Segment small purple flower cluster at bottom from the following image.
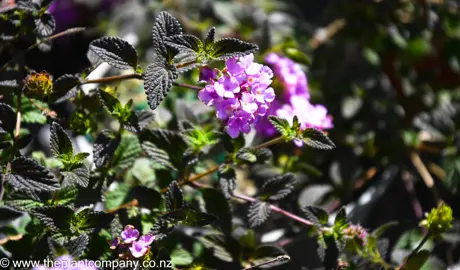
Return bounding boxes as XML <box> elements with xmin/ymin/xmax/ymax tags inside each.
<box><xmin>32</xmin><ymin>255</ymin><xmax>97</xmax><ymax>270</ymax></box>
<box><xmin>198</xmin><ymin>54</ymin><xmax>275</xmax><ymax>138</ymax></box>
<box><xmin>111</xmin><ymin>225</ymin><xmax>156</xmax><ymax>258</ymax></box>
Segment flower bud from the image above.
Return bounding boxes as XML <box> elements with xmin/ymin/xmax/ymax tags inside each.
<box><xmin>419</xmin><ymin>203</ymin><xmax>453</xmax><ymax>237</ymax></box>
<box><xmin>24</xmin><ymin>72</ymin><xmax>53</xmax><ymax>99</ymax></box>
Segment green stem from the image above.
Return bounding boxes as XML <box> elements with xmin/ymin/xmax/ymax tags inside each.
<box><xmin>172</xmin><ymin>82</ymin><xmax>203</xmax><ymax>90</ymax></box>
<box><xmin>254</xmin><ymin>136</ymin><xmax>284</xmax><ymax>150</ymax></box>
<box><xmin>82</xmin><ymin>73</ymin><xmax>144</xmax><ymax>85</ymax></box>
<box><xmin>175</xmin><ymin>60</ymin><xmax>199</xmax><ymax>69</ymax></box>
<box><xmin>399</xmin><ymin>232</ymin><xmax>431</xmax><ymax>269</ymax></box>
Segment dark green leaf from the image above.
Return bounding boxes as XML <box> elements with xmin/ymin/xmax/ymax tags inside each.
<box><xmin>182</xmin><ymin>209</ymin><xmax>217</xmax><ymax>227</ymax></box>
<box><xmin>318</xmin><ymin>234</ymin><xmax>339</xmax><ymax>270</ymax></box>
<box><xmin>201</xmin><ymin>188</ymin><xmax>232</xmax><ymax>235</ymax></box>
<box><xmin>32</xmin><ymin>206</ymin><xmax>74</xmax><ymax>232</ymax></box>
<box><xmin>16</xmin><ymin>133</ymin><xmax>34</xmax><ymax>149</ymax></box>
<box><xmin>260</xmin><ymin>173</ymin><xmax>296</xmax><ymax>201</ymax></box>
<box><xmin>301</xmin><ymin>128</ymin><xmax>335</xmax><ymax>150</ymax></box>
<box><xmin>166</xmin><ymin>181</ymin><xmax>184</xmax><ymax>212</ymax></box>
<box><xmin>35</xmin><ymin>13</ymin><xmax>55</xmax><ymax>37</ymax></box>
<box><xmin>4</xmin><ymin>193</ymin><xmax>44</xmax><ymax>212</ymax></box>
<box><xmin>334</xmin><ymin>207</ymin><xmax>347</xmax><ymax>228</ymax></box>
<box><xmin>151</xmin><ymin>11</ymin><xmax>183</xmax><ymax>60</ymax></box>
<box><xmin>17</xmin><ymin>0</ymin><xmax>39</xmax><ymax>12</ymax></box>
<box><xmin>62</xmin><ymin>163</ymin><xmax>89</xmax><ymax>187</ymax></box>
<box><xmin>372</xmin><ymin>221</ymin><xmax>398</xmax><ymax>238</ymax></box>
<box><xmin>104</xmin><ymin>183</ymin><xmax>131</xmax><ymax>210</ymax></box>
<box><xmin>93</xmin><ymin>129</ymin><xmax>120</xmax><ymax>169</ymax></box>
<box><xmin>97</xmin><ymin>88</ymin><xmax>121</xmax><ymax>114</ymax></box>
<box><xmin>142</xmin><ymin>141</ymin><xmax>176</xmax><ymax>171</ymax></box>
<box><xmin>123</xmin><ymin>110</ymin><xmax>155</xmax><ymax>133</ymax></box>
<box><xmin>268</xmin><ymin>116</ymin><xmax>292</xmax><ymax>139</ymax></box>
<box><xmin>236</xmin><ymin>148</ymin><xmax>257</xmax><ymax>163</ymax></box>
<box><xmin>72</xmin><ymin>208</ymin><xmax>113</xmax><ymax>234</ymax></box>
<box><xmin>402</xmin><ymin>250</ymin><xmax>430</xmax><ymax>270</ymax></box>
<box><xmin>53</xmin><ymin>185</ymin><xmax>78</xmax><ymax>206</ymax></box>
<box><xmin>218</xmin><ymin>164</ymin><xmax>236</xmax><ymax>200</ymax></box>
<box><xmin>6</xmin><ymin>157</ymin><xmax>59</xmax><ymax>192</ymax></box>
<box><xmin>111</xmin><ymin>133</ymin><xmax>141</xmax><ymax>170</ymax></box>
<box><xmin>0</xmin><ymin>103</ymin><xmax>16</xmax><ymax>134</ymax></box>
<box><xmin>209</xmin><ymin>38</ymin><xmax>258</xmax><ymax>60</ymax></box>
<box><xmin>131</xmin><ymin>186</ymin><xmax>164</xmax><ymax>209</ymax></box>
<box><xmin>65</xmin><ymin>234</ymin><xmax>89</xmax><ymax>258</ymax></box>
<box><xmin>251</xmin><ymin>245</ymin><xmax>290</xmax><ymax>269</ymax></box>
<box><xmin>89</xmin><ymin>36</ymin><xmax>138</xmax><ymax>70</ymax></box>
<box><xmin>51</xmin><ymin>74</ymin><xmax>82</xmax><ymax>102</ymax></box>
<box><xmin>247</xmin><ymin>201</ymin><xmax>271</xmax><ymax>228</ymax></box>
<box><xmin>0</xmin><ymin>207</ymin><xmax>23</xmax><ymax>226</ymax></box>
<box><xmin>165</xmin><ymin>34</ymin><xmax>202</xmax><ymax>53</ymax></box>
<box><xmin>50</xmin><ymin>122</ymin><xmax>73</xmax><ymax>161</ymax></box>
<box><xmin>144</xmin><ymin>60</ymin><xmax>178</xmax><ymax>110</ymax></box>
<box><xmin>302</xmin><ymin>206</ymin><xmax>329</xmax><ymax>227</ymax></box>
<box><xmin>0</xmin><ymin>70</ymin><xmax>21</xmax><ymax>88</ymax></box>
<box><xmin>73</xmin><ymin>152</ymin><xmax>89</xmax><ymax>163</ymax></box>
<box><xmin>151</xmin><ymin>219</ymin><xmax>175</xmax><ymax>241</ymax></box>
<box><xmin>204</xmin><ymin>27</ymin><xmax>216</xmax><ymax>51</ymax></box>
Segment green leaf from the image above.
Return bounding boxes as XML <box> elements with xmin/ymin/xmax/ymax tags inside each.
<box><xmin>151</xmin><ymin>11</ymin><xmax>183</xmax><ymax>61</ymax></box>
<box><xmin>6</xmin><ymin>157</ymin><xmax>59</xmax><ymax>192</ymax></box>
<box><xmin>32</xmin><ymin>206</ymin><xmax>74</xmax><ymax>232</ymax></box>
<box><xmin>171</xmin><ymin>247</ymin><xmax>194</xmax><ymax>266</ymax></box>
<box><xmin>72</xmin><ymin>208</ymin><xmax>113</xmax><ymax>234</ymax></box>
<box><xmin>50</xmin><ymin>122</ymin><xmax>73</xmax><ymax>161</ymax></box>
<box><xmin>165</xmin><ymin>34</ymin><xmax>202</xmax><ymax>54</ymax></box>
<box><xmin>166</xmin><ymin>181</ymin><xmax>184</xmax><ymax>212</ymax></box>
<box><xmin>251</xmin><ymin>245</ymin><xmax>290</xmax><ymax>269</ymax></box>
<box><xmin>208</xmin><ymin>38</ymin><xmax>258</xmax><ymax>60</ymax></box>
<box><xmin>150</xmin><ymin>219</ymin><xmax>176</xmax><ymax>241</ymax></box>
<box><xmin>402</xmin><ymin>250</ymin><xmax>431</xmax><ymax>270</ymax></box>
<box><xmin>372</xmin><ymin>221</ymin><xmax>398</xmax><ymax>238</ymax></box>
<box><xmin>97</xmin><ymin>88</ymin><xmax>121</xmax><ymax>115</ymax></box>
<box><xmin>72</xmin><ymin>152</ymin><xmax>89</xmax><ymax>164</ymax></box>
<box><xmin>93</xmin><ymin>129</ymin><xmax>120</xmax><ymax>169</ymax></box>
<box><xmin>182</xmin><ymin>209</ymin><xmax>217</xmax><ymax>227</ymax></box>
<box><xmin>201</xmin><ymin>188</ymin><xmax>232</xmax><ymax>235</ymax></box>
<box><xmin>4</xmin><ymin>193</ymin><xmax>44</xmax><ymax>212</ymax></box>
<box><xmin>268</xmin><ymin>115</ymin><xmax>293</xmax><ymax>139</ymax></box>
<box><xmin>62</xmin><ymin>163</ymin><xmax>90</xmax><ymax>187</ymax></box>
<box><xmin>144</xmin><ymin>60</ymin><xmax>178</xmax><ymax>110</ymax></box>
<box><xmin>284</xmin><ymin>47</ymin><xmax>311</xmax><ymax>65</ymax></box>
<box><xmin>301</xmin><ymin>128</ymin><xmax>335</xmax><ymax>150</ymax></box>
<box><xmin>334</xmin><ymin>207</ymin><xmax>348</xmax><ymax>229</ymax></box>
<box><xmin>89</xmin><ymin>36</ymin><xmax>138</xmax><ymax>70</ymax></box>
<box><xmin>131</xmin><ymin>186</ymin><xmax>164</xmax><ymax>209</ymax></box>
<box><xmin>105</xmin><ymin>183</ymin><xmax>131</xmax><ymax>210</ymax></box>
<box><xmin>0</xmin><ymin>103</ymin><xmax>16</xmax><ymax>134</ymax></box>
<box><xmin>65</xmin><ymin>234</ymin><xmax>89</xmax><ymax>258</ymax></box>
<box><xmin>318</xmin><ymin>234</ymin><xmax>339</xmax><ymax>270</ymax></box>
<box><xmin>260</xmin><ymin>173</ymin><xmax>296</xmax><ymax>201</ymax></box>
<box><xmin>204</xmin><ymin>27</ymin><xmax>216</xmax><ymax>51</ymax></box>
<box><xmin>218</xmin><ymin>164</ymin><xmax>236</xmax><ymax>200</ymax></box>
<box><xmin>302</xmin><ymin>206</ymin><xmax>329</xmax><ymax>227</ymax></box>
<box><xmin>34</xmin><ymin>13</ymin><xmax>55</xmax><ymax>37</ymax></box>
<box><xmin>247</xmin><ymin>201</ymin><xmax>271</xmax><ymax>228</ymax></box>
<box><xmin>236</xmin><ymin>147</ymin><xmax>257</xmax><ymax>163</ymax></box>
<box><xmin>111</xmin><ymin>133</ymin><xmax>142</xmax><ymax>170</ymax></box>
<box><xmin>123</xmin><ymin>110</ymin><xmax>156</xmax><ymax>133</ymax></box>
<box><xmin>53</xmin><ymin>185</ymin><xmax>78</xmax><ymax>206</ymax></box>
<box><xmin>51</xmin><ymin>74</ymin><xmax>82</xmax><ymax>102</ymax></box>
<box><xmin>142</xmin><ymin>141</ymin><xmax>176</xmax><ymax>171</ymax></box>
<box><xmin>0</xmin><ymin>207</ymin><xmax>23</xmax><ymax>226</ymax></box>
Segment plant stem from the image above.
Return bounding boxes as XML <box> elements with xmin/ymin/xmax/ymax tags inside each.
<box><xmin>82</xmin><ymin>73</ymin><xmax>144</xmax><ymax>85</ymax></box>
<box><xmin>409</xmin><ymin>151</ymin><xmax>442</xmax><ymax>204</ymax></box>
<box><xmin>399</xmin><ymin>232</ymin><xmax>431</xmax><ymax>269</ymax></box>
<box><xmin>172</xmin><ymin>82</ymin><xmax>203</xmax><ymax>90</ymax></box>
<box><xmin>175</xmin><ymin>60</ymin><xmax>198</xmax><ymax>69</ymax></box>
<box><xmin>254</xmin><ymin>136</ymin><xmax>284</xmax><ymax>150</ymax></box>
<box><xmin>1</xmin><ymin>27</ymin><xmax>86</xmax><ymax>72</ymax></box>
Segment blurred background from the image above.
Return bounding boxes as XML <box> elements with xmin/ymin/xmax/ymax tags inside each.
<box><xmin>3</xmin><ymin>0</ymin><xmax>460</xmax><ymax>269</ymax></box>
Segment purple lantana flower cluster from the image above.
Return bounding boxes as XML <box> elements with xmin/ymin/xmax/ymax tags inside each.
<box><xmin>111</xmin><ymin>225</ymin><xmax>156</xmax><ymax>258</ymax></box>
<box><xmin>198</xmin><ymin>54</ymin><xmax>275</xmax><ymax>138</ymax></box>
<box><xmin>255</xmin><ymin>53</ymin><xmax>333</xmax><ymax>139</ymax></box>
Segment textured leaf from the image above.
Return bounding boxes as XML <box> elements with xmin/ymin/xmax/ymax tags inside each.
<box><xmin>6</xmin><ymin>157</ymin><xmax>59</xmax><ymax>192</ymax></box>
<box><xmin>248</xmin><ymin>201</ymin><xmax>271</xmax><ymax>228</ymax></box>
<box><xmin>144</xmin><ymin>61</ymin><xmax>178</xmax><ymax>110</ymax></box>
<box><xmin>318</xmin><ymin>234</ymin><xmax>339</xmax><ymax>270</ymax></box>
<box><xmin>251</xmin><ymin>245</ymin><xmax>289</xmax><ymax>269</ymax></box>
<box><xmin>152</xmin><ymin>11</ymin><xmax>183</xmax><ymax>60</ymax></box>
<box><xmin>105</xmin><ymin>183</ymin><xmax>131</xmax><ymax>210</ymax></box>
<box><xmin>166</xmin><ymin>181</ymin><xmax>184</xmax><ymax>212</ymax></box>
<box><xmin>182</xmin><ymin>209</ymin><xmax>217</xmax><ymax>227</ymax></box>
<box><xmin>124</xmin><ymin>110</ymin><xmax>155</xmax><ymax>133</ymax></box>
<box><xmin>0</xmin><ymin>103</ymin><xmax>16</xmax><ymax>134</ymax></box>
<box><xmin>89</xmin><ymin>36</ymin><xmax>138</xmax><ymax>69</ymax></box>
<box><xmin>150</xmin><ymin>219</ymin><xmax>175</xmax><ymax>241</ymax></box>
<box><xmin>165</xmin><ymin>34</ymin><xmax>202</xmax><ymax>53</ymax></box>
<box><xmin>73</xmin><ymin>208</ymin><xmax>113</xmax><ymax>234</ymax></box>
<box><xmin>202</xmin><ymin>188</ymin><xmax>232</xmax><ymax>235</ymax></box>
<box><xmin>32</xmin><ymin>206</ymin><xmax>74</xmax><ymax>232</ymax></box>
<box><xmin>218</xmin><ymin>164</ymin><xmax>236</xmax><ymax>200</ymax></box>
<box><xmin>4</xmin><ymin>194</ymin><xmax>44</xmax><ymax>212</ymax></box>
<box><xmin>237</xmin><ymin>147</ymin><xmax>273</xmax><ymax>164</ymax></box>
<box><xmin>93</xmin><ymin>130</ymin><xmax>120</xmax><ymax>169</ymax></box>
<box><xmin>65</xmin><ymin>234</ymin><xmax>89</xmax><ymax>258</ymax></box>
<box><xmin>204</xmin><ymin>27</ymin><xmax>216</xmax><ymax>51</ymax></box>
<box><xmin>0</xmin><ymin>207</ymin><xmax>23</xmax><ymax>226</ymax></box>
<box><xmin>302</xmin><ymin>206</ymin><xmax>329</xmax><ymax>227</ymax></box>
<box><xmin>35</xmin><ymin>13</ymin><xmax>55</xmax><ymax>37</ymax></box>
<box><xmin>209</xmin><ymin>38</ymin><xmax>258</xmax><ymax>60</ymax></box>
<box><xmin>62</xmin><ymin>163</ymin><xmax>89</xmax><ymax>187</ymax></box>
<box><xmin>302</xmin><ymin>128</ymin><xmax>335</xmax><ymax>150</ymax></box>
<box><xmin>334</xmin><ymin>207</ymin><xmax>348</xmax><ymax>229</ymax></box>
<box><xmin>97</xmin><ymin>88</ymin><xmax>121</xmax><ymax>114</ymax></box>
<box><xmin>170</xmin><ymin>247</ymin><xmax>194</xmax><ymax>266</ymax></box>
<box><xmin>53</xmin><ymin>185</ymin><xmax>79</xmax><ymax>206</ymax></box>
<box><xmin>142</xmin><ymin>141</ymin><xmax>175</xmax><ymax>170</ymax></box>
<box><xmin>0</xmin><ymin>70</ymin><xmax>21</xmax><ymax>88</ymax></box>
<box><xmin>73</xmin><ymin>152</ymin><xmax>89</xmax><ymax>164</ymax></box>
<box><xmin>17</xmin><ymin>0</ymin><xmax>39</xmax><ymax>12</ymax></box>
<box><xmin>111</xmin><ymin>133</ymin><xmax>141</xmax><ymax>170</ymax></box>
<box><xmin>131</xmin><ymin>186</ymin><xmax>164</xmax><ymax>209</ymax></box>
<box><xmin>268</xmin><ymin>116</ymin><xmax>292</xmax><ymax>139</ymax></box>
<box><xmin>51</xmin><ymin>74</ymin><xmax>82</xmax><ymax>102</ymax></box>
<box><xmin>50</xmin><ymin>122</ymin><xmax>73</xmax><ymax>161</ymax></box>
<box><xmin>261</xmin><ymin>173</ymin><xmax>296</xmax><ymax>201</ymax></box>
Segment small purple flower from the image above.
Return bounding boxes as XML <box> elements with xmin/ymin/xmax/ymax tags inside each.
<box><xmin>214</xmin><ymin>75</ymin><xmax>240</xmax><ymax>98</ymax></box>
<box><xmin>199</xmin><ymin>66</ymin><xmax>218</xmax><ymax>83</ymax></box>
<box><xmin>240</xmin><ymin>92</ymin><xmax>258</xmax><ymax>114</ymax></box>
<box><xmin>226</xmin><ymin>111</ymin><xmax>254</xmax><ymax>138</ymax></box>
<box><xmin>33</xmin><ymin>255</ymin><xmax>98</xmax><ymax>270</ymax></box>
<box><xmin>120</xmin><ymin>225</ymin><xmax>139</xmax><ymax>244</ymax></box>
<box><xmin>129</xmin><ymin>240</ymin><xmax>150</xmax><ymax>258</ymax></box>
<box><xmin>216</xmin><ymin>98</ymin><xmax>240</xmax><ymax>120</ymax></box>
<box><xmin>110</xmin><ymin>237</ymin><xmax>120</xmax><ymax>249</ymax></box>
<box><xmin>198</xmin><ymin>85</ymin><xmax>222</xmax><ymax>106</ymax></box>
<box><xmin>138</xmin><ymin>234</ymin><xmax>155</xmax><ymax>246</ymax></box>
